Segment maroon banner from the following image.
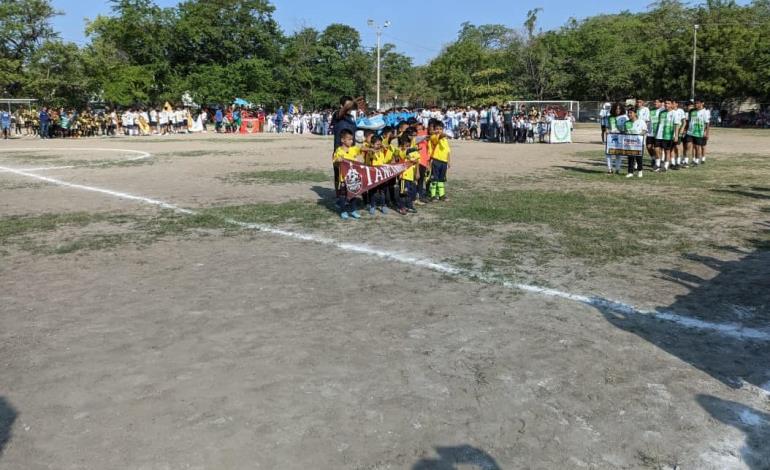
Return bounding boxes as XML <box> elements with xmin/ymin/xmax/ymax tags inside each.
<box><xmin>338</xmin><ymin>160</ymin><xmax>414</xmax><ymax>200</ymax></box>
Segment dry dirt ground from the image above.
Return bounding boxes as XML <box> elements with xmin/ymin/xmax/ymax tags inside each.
<box><xmin>0</xmin><ymin>126</ymin><xmax>768</xmax><ymax>469</ymax></box>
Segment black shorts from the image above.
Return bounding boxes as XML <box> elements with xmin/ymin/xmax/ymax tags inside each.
<box><xmin>688</xmin><ymin>136</ymin><xmax>706</xmax><ymax>146</ymax></box>
<box><xmin>647</xmin><ymin>137</ymin><xmax>656</xmax><ymax>146</ymax></box>
<box><xmin>656</xmin><ymin>139</ymin><xmax>674</xmax><ymax>150</ymax></box>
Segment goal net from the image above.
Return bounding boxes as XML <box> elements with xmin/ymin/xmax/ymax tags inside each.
<box><xmin>507</xmin><ymin>100</ymin><xmax>580</xmax><ymax>120</ymax></box>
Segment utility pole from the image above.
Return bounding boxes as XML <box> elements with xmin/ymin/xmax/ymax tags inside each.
<box><xmin>367</xmin><ymin>19</ymin><xmax>390</xmax><ymax>111</ymax></box>
<box><xmin>691</xmin><ymin>24</ymin><xmax>699</xmax><ymax>101</ymax></box>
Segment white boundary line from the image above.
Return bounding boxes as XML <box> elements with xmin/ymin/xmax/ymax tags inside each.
<box><xmin>1</xmin><ymin>161</ymin><xmax>768</xmax><ymax>343</ymax></box>
<box><xmin>0</xmin><ymin>147</ymin><xmax>151</xmax><ymax>173</ymax></box>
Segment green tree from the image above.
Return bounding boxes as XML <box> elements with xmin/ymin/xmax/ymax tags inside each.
<box><xmin>0</xmin><ymin>0</ymin><xmax>59</xmax><ymax>96</ymax></box>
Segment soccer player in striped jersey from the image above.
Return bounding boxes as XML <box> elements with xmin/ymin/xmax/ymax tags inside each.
<box><xmin>687</xmin><ymin>98</ymin><xmax>710</xmax><ymax>166</ymax></box>
<box><xmin>647</xmin><ymin>99</ymin><xmax>664</xmax><ymax>169</ymax></box>
<box><xmin>655</xmin><ymin>99</ymin><xmax>682</xmax><ymax>172</ymax></box>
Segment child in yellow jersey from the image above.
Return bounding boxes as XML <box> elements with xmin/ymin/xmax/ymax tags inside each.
<box><xmin>365</xmin><ymin>135</ymin><xmax>390</xmax><ymax>215</ymax></box>
<box><xmin>428</xmin><ymin>121</ymin><xmax>451</xmax><ymax>201</ymax></box>
<box><xmin>379</xmin><ymin>126</ymin><xmax>398</xmax><ymax>209</ymax></box>
<box><xmin>394</xmin><ymin>133</ymin><xmax>421</xmax><ymax>215</ymax></box>
<box><xmin>332</xmin><ymin>129</ymin><xmax>362</xmax><ymax>220</ymax></box>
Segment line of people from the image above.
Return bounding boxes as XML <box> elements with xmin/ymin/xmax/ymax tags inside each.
<box><xmin>602</xmin><ymin>98</ymin><xmax>711</xmax><ymax>178</ymax></box>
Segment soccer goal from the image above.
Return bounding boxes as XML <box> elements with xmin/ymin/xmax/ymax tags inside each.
<box><xmin>507</xmin><ymin>100</ymin><xmax>580</xmax><ymax>120</ymax></box>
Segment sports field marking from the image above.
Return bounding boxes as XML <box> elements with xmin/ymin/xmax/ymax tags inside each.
<box><xmin>0</xmin><ymin>147</ymin><xmax>151</xmax><ymax>172</ymax></box>
<box><xmin>0</xmin><ymin>159</ymin><xmax>768</xmax><ymax>343</ymax></box>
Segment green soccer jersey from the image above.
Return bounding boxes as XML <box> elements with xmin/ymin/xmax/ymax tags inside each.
<box><xmin>656</xmin><ymin>110</ymin><xmax>679</xmax><ymax>141</ymax></box>
<box><xmin>687</xmin><ymin>109</ymin><xmax>708</xmax><ymax>138</ymax></box>
<box><xmin>650</xmin><ymin>108</ymin><xmax>663</xmax><ymax>137</ymax></box>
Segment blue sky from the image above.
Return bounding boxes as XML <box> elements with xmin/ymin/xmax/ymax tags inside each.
<box><xmin>51</xmin><ymin>1</ymin><xmax>700</xmax><ymax>64</ymax></box>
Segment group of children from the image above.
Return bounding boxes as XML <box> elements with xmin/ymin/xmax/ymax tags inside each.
<box><xmin>332</xmin><ymin>118</ymin><xmax>451</xmax><ymax>219</ymax></box>
<box><xmin>603</xmin><ymin>98</ymin><xmax>711</xmax><ymax>178</ymax></box>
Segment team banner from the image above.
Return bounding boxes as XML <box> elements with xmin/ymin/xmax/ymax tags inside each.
<box><xmin>338</xmin><ymin>160</ymin><xmax>414</xmax><ymax>200</ymax></box>
<box><xmin>606</xmin><ymin>133</ymin><xmax>646</xmax><ymax>157</ymax></box>
<box><xmin>549</xmin><ymin>120</ymin><xmax>572</xmax><ymax>144</ymax></box>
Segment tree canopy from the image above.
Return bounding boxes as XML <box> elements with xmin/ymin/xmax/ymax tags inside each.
<box><xmin>1</xmin><ymin>0</ymin><xmax>769</xmax><ymax>108</ymax></box>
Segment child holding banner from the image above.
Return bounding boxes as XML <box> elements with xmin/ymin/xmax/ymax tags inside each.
<box><xmin>394</xmin><ymin>134</ymin><xmax>421</xmax><ymax>214</ymax></box>
<box><xmin>333</xmin><ymin>129</ymin><xmax>362</xmax><ymax>220</ymax></box>
<box><xmin>624</xmin><ymin>107</ymin><xmax>647</xmax><ymax>178</ymax></box>
<box><xmin>365</xmin><ymin>135</ymin><xmax>390</xmax><ymax>215</ymax></box>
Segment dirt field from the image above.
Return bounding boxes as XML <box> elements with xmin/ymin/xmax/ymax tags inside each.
<box><xmin>1</xmin><ymin>126</ymin><xmax>768</xmax><ymax>469</ymax></box>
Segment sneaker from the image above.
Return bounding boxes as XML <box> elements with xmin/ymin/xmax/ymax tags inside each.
<box><xmin>398</xmin><ymin>208</ymin><xmax>407</xmax><ymax>215</ymax></box>
<box><xmin>415</xmin><ymin>199</ymin><xmax>426</xmax><ymax>206</ymax></box>
<box><xmin>439</xmin><ymin>196</ymin><xmax>448</xmax><ymax>202</ymax></box>
<box><xmin>407</xmin><ymin>207</ymin><xmax>417</xmax><ymax>213</ymax></box>
<box><xmin>626</xmin><ymin>173</ymin><xmax>634</xmax><ymax>178</ymax></box>
<box><xmin>637</xmin><ymin>171</ymin><xmax>643</xmax><ymax>178</ymax></box>
<box><xmin>368</xmin><ymin>207</ymin><xmax>376</xmax><ymax>216</ymax></box>
<box><xmin>380</xmin><ymin>206</ymin><xmax>388</xmax><ymax>214</ymax></box>
<box><xmin>350</xmin><ymin>211</ymin><xmax>361</xmax><ymax>219</ymax></box>
<box><xmin>340</xmin><ymin>211</ymin><xmax>349</xmax><ymax>220</ymax></box>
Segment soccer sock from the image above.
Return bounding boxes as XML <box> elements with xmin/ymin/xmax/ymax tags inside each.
<box><xmin>606</xmin><ymin>155</ymin><xmax>612</xmax><ymax>171</ymax></box>
<box><xmin>429</xmin><ymin>182</ymin><xmax>437</xmax><ymax>198</ymax></box>
<box><xmin>655</xmin><ymin>158</ymin><xmax>661</xmax><ymax>168</ymax></box>
<box><xmin>437</xmin><ymin>182</ymin><xmax>446</xmax><ymax>198</ymax></box>
<box><xmin>685</xmin><ymin>157</ymin><xmax>690</xmax><ymax>165</ymax></box>
<box><xmin>664</xmin><ymin>160</ymin><xmax>670</xmax><ymax>169</ymax></box>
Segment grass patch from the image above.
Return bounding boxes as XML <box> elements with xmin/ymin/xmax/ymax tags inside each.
<box><xmin>202</xmin><ymin>201</ymin><xmax>332</xmax><ymax>228</ymax></box>
<box><xmin>432</xmin><ymin>187</ymin><xmax>695</xmax><ymax>262</ymax></box>
<box><xmin>219</xmin><ymin>169</ymin><xmax>329</xmax><ymax>185</ymax></box>
<box><xmin>0</xmin><ymin>212</ymin><xmax>107</xmax><ymax>241</ymax></box>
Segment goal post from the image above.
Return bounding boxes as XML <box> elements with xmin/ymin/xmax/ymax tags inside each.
<box><xmin>507</xmin><ymin>100</ymin><xmax>581</xmax><ymax>120</ymax></box>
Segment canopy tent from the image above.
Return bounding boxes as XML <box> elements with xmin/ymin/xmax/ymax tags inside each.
<box><xmin>233</xmin><ymin>98</ymin><xmax>251</xmax><ymax>107</ymax></box>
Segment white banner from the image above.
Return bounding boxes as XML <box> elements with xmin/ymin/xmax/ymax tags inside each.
<box><xmin>606</xmin><ymin>133</ymin><xmax>645</xmax><ymax>157</ymax></box>
<box><xmin>549</xmin><ymin>120</ymin><xmax>572</xmax><ymax>144</ymax></box>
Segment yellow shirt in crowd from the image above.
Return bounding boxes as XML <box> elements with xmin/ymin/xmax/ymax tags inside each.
<box><xmin>429</xmin><ymin>136</ymin><xmax>451</xmax><ymax>163</ymax></box>
<box><xmin>333</xmin><ymin>145</ymin><xmax>361</xmax><ymax>182</ymax></box>
<box><xmin>393</xmin><ymin>148</ymin><xmax>420</xmax><ymax>181</ymax></box>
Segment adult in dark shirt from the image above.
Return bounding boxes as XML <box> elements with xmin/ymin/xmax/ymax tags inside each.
<box><xmin>39</xmin><ymin>108</ymin><xmax>50</xmax><ymax>139</ymax></box>
<box><xmin>331</xmin><ymin>96</ymin><xmax>359</xmax><ymax>191</ymax></box>
<box><xmin>331</xmin><ymin>95</ymin><xmax>358</xmax><ymax>151</ymax></box>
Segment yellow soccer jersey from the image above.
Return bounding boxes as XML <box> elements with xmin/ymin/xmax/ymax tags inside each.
<box><xmin>394</xmin><ymin>148</ymin><xmax>420</xmax><ymax>181</ymax></box>
<box><xmin>368</xmin><ymin>150</ymin><xmax>389</xmax><ymax>166</ymax></box>
<box><xmin>333</xmin><ymin>145</ymin><xmax>362</xmax><ymax>183</ymax></box>
<box><xmin>333</xmin><ymin>145</ymin><xmax>361</xmax><ymax>164</ymax></box>
<box><xmin>429</xmin><ymin>136</ymin><xmax>451</xmax><ymax>163</ymax></box>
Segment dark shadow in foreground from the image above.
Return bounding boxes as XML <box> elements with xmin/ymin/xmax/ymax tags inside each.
<box><xmin>696</xmin><ymin>395</ymin><xmax>770</xmax><ymax>470</ymax></box>
<box><xmin>0</xmin><ymin>397</ymin><xmax>17</xmax><ymax>457</ymax></box>
<box><xmin>412</xmin><ymin>445</ymin><xmax>500</xmax><ymax>470</ymax></box>
<box><xmin>310</xmin><ymin>185</ymin><xmax>339</xmax><ymax>213</ymax></box>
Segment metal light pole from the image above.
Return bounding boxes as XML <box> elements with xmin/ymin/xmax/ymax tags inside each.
<box><xmin>367</xmin><ymin>19</ymin><xmax>390</xmax><ymax>111</ymax></box>
<box><xmin>691</xmin><ymin>24</ymin><xmax>699</xmax><ymax>101</ymax></box>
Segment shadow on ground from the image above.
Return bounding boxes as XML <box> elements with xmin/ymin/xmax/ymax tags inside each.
<box><xmin>697</xmin><ymin>395</ymin><xmax>770</xmax><ymax>469</ymax></box>
<box><xmin>0</xmin><ymin>397</ymin><xmax>17</xmax><ymax>457</ymax></box>
<box><xmin>310</xmin><ymin>185</ymin><xmax>339</xmax><ymax>213</ymax></box>
<box><xmin>412</xmin><ymin>445</ymin><xmax>500</xmax><ymax>470</ymax></box>
<box><xmin>594</xmin><ymin>222</ymin><xmax>770</xmax><ymax>467</ymax></box>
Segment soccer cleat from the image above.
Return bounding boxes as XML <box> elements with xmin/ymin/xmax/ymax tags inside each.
<box><xmin>398</xmin><ymin>208</ymin><xmax>407</xmax><ymax>215</ymax></box>
<box><xmin>407</xmin><ymin>207</ymin><xmax>418</xmax><ymax>213</ymax></box>
<box><xmin>637</xmin><ymin>171</ymin><xmax>643</xmax><ymax>178</ymax></box>
<box><xmin>626</xmin><ymin>173</ymin><xmax>634</xmax><ymax>178</ymax></box>
<box><xmin>350</xmin><ymin>210</ymin><xmax>361</xmax><ymax>219</ymax></box>
<box><xmin>380</xmin><ymin>206</ymin><xmax>388</xmax><ymax>214</ymax></box>
<box><xmin>340</xmin><ymin>211</ymin><xmax>350</xmax><ymax>220</ymax></box>
<box><xmin>369</xmin><ymin>206</ymin><xmax>376</xmax><ymax>215</ymax></box>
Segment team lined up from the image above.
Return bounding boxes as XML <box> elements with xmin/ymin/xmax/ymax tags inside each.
<box><xmin>332</xmin><ymin>118</ymin><xmax>451</xmax><ymax>219</ymax></box>
<box><xmin>602</xmin><ymin>98</ymin><xmax>711</xmax><ymax>178</ymax></box>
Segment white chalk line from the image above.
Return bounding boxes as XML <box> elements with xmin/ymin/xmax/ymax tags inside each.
<box><xmin>1</xmin><ymin>162</ymin><xmax>768</xmax><ymax>343</ymax></box>
<box><xmin>0</xmin><ymin>147</ymin><xmax>151</xmax><ymax>173</ymax></box>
